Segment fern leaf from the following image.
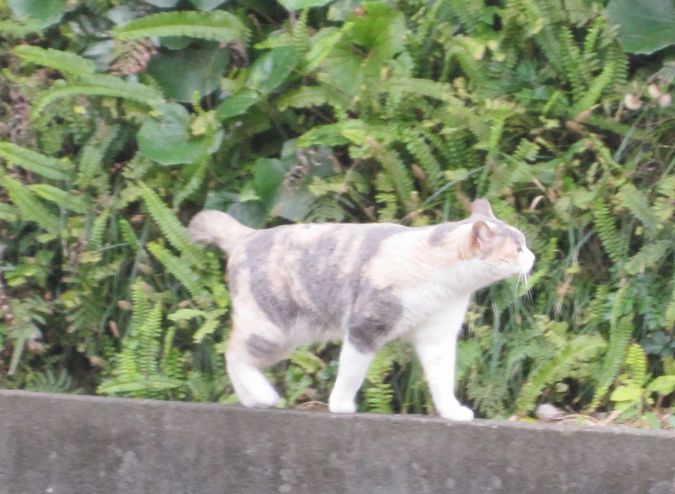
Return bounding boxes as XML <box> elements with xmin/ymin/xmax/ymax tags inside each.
<box><xmin>572</xmin><ymin>60</ymin><xmax>616</xmax><ymax>113</ymax></box>
<box><xmin>0</xmin><ymin>174</ymin><xmax>60</xmax><ymax>232</ymax></box>
<box><xmin>118</xmin><ymin>219</ymin><xmax>140</xmax><ymax>251</ymax></box>
<box><xmin>516</xmin><ymin>334</ymin><xmax>605</xmax><ymax>413</ymax></box>
<box><xmin>139</xmin><ymin>184</ymin><xmax>203</xmax><ymax>266</ymax></box>
<box><xmin>591</xmin><ymin>315</ymin><xmax>634</xmax><ymax>410</ymax></box>
<box><xmin>625</xmin><ymin>343</ymin><xmax>647</xmax><ymax>387</ymax></box>
<box><xmin>89</xmin><ymin>210</ymin><xmax>111</xmax><ymax>250</ymax></box>
<box><xmin>78</xmin><ymin>124</ymin><xmax>120</xmax><ymax>187</ymax></box>
<box><xmin>617</xmin><ymin>183</ymin><xmax>658</xmax><ymax>232</ymax></box>
<box><xmin>33</xmin><ymin>74</ymin><xmax>165</xmax><ymax>116</ymax></box>
<box><xmin>13</xmin><ymin>45</ymin><xmax>96</xmax><ymax>76</ymax></box>
<box><xmin>0</xmin><ymin>142</ymin><xmax>70</xmax><ymax>181</ymax></box>
<box><xmin>364</xmin><ymin>346</ymin><xmax>395</xmax><ymax>414</ymax></box>
<box><xmin>147</xmin><ymin>241</ymin><xmax>203</xmax><ymax>299</ymax></box>
<box><xmin>192</xmin><ymin>317</ymin><xmax>221</xmax><ymax>344</ymax></box>
<box><xmin>113</xmin><ymin>11</ymin><xmax>247</xmax><ymax>44</ymax></box>
<box><xmin>130</xmin><ymin>280</ymin><xmax>152</xmax><ymax>335</ymax></box>
<box><xmin>138</xmin><ymin>302</ymin><xmax>163</xmax><ymax>378</ymax></box>
<box><xmin>592</xmin><ymin>196</ymin><xmax>622</xmax><ymax>262</ymax></box>
<box><xmin>625</xmin><ymin>240</ymin><xmax>671</xmax><ymax>275</ymax></box>
<box><xmin>402</xmin><ymin>131</ymin><xmax>443</xmax><ymax>186</ymax></box>
<box><xmin>370</xmin><ymin>146</ymin><xmax>414</xmax><ymax>208</ymax></box>
<box><xmin>30</xmin><ymin>184</ymin><xmax>88</xmax><ymax>214</ymax></box>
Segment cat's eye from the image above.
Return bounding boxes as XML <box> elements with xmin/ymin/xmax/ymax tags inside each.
<box><xmin>517</xmin><ymin>246</ymin><xmax>523</xmax><ymax>253</ymax></box>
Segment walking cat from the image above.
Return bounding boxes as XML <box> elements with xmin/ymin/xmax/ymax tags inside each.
<box><xmin>188</xmin><ymin>199</ymin><xmax>534</xmax><ymax>421</ymax></box>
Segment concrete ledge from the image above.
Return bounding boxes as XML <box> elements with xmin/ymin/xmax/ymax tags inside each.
<box><xmin>0</xmin><ymin>391</ymin><xmax>673</xmax><ymax>494</ymax></box>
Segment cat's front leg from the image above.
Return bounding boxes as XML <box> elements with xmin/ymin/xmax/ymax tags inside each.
<box><xmin>413</xmin><ymin>319</ymin><xmax>474</xmax><ymax>421</ymax></box>
<box><xmin>328</xmin><ymin>339</ymin><xmax>375</xmax><ymax>414</ymax></box>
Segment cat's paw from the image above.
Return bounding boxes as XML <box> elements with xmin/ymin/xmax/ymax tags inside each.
<box><xmin>328</xmin><ymin>399</ymin><xmax>357</xmax><ymax>414</ymax></box>
<box><xmin>240</xmin><ymin>389</ymin><xmax>280</xmax><ymax>408</ymax></box>
<box><xmin>440</xmin><ymin>405</ymin><xmax>474</xmax><ymax>421</ymax></box>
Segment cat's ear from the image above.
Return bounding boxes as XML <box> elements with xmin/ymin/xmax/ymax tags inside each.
<box><xmin>471</xmin><ymin>198</ymin><xmax>496</xmax><ymax>219</ymax></box>
<box><xmin>471</xmin><ymin>220</ymin><xmax>494</xmax><ymax>246</ymax></box>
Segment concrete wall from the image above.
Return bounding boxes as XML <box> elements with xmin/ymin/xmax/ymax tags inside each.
<box><xmin>0</xmin><ymin>390</ymin><xmax>673</xmax><ymax>494</ymax></box>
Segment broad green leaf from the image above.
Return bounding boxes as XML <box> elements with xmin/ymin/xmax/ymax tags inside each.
<box><xmin>252</xmin><ymin>158</ymin><xmax>286</xmax><ymax>207</ymax></box>
<box><xmin>646</xmin><ymin>375</ymin><xmax>675</xmax><ymax>396</ymax></box>
<box><xmin>215</xmin><ymin>90</ymin><xmax>260</xmax><ymax>121</ymax></box>
<box><xmin>113</xmin><ymin>10</ymin><xmax>247</xmax><ymax>44</ymax></box>
<box><xmin>604</xmin><ymin>0</ymin><xmax>675</xmax><ymax>54</ymax></box>
<box><xmin>147</xmin><ymin>47</ymin><xmax>230</xmax><ymax>102</ymax></box>
<box><xmin>8</xmin><ymin>0</ymin><xmax>67</xmax><ymax>28</ymax></box>
<box><xmin>609</xmin><ymin>384</ymin><xmax>643</xmax><ymax>402</ymax></box>
<box><xmin>245</xmin><ymin>46</ymin><xmax>300</xmax><ymax>95</ymax></box>
<box><xmin>137</xmin><ymin>103</ymin><xmax>213</xmax><ymax>166</ymax></box>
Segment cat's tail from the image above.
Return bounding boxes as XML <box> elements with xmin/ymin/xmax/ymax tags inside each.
<box><xmin>188</xmin><ymin>210</ymin><xmax>254</xmax><ymax>253</ymax></box>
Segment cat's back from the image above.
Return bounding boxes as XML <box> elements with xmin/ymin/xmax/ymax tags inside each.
<box><xmin>231</xmin><ymin>221</ymin><xmax>407</xmax><ymax>265</ymax></box>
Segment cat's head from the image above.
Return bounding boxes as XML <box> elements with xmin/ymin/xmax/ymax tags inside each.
<box><xmin>468</xmin><ymin>199</ymin><xmax>535</xmax><ymax>278</ymax></box>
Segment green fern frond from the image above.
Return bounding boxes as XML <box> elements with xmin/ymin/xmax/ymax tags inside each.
<box><xmin>592</xmin><ymin>196</ymin><xmax>622</xmax><ymax>262</ymax></box>
<box><xmin>616</xmin><ymin>183</ymin><xmax>658</xmax><ymax>232</ymax></box>
<box><xmin>364</xmin><ymin>345</ymin><xmax>395</xmax><ymax>414</ymax></box>
<box><xmin>512</xmin><ymin>138</ymin><xmax>539</xmax><ymax>163</ymax></box>
<box><xmin>139</xmin><ymin>184</ymin><xmax>203</xmax><ymax>266</ymax></box>
<box><xmin>192</xmin><ymin>309</ymin><xmax>226</xmax><ymax>343</ymax></box>
<box><xmin>0</xmin><ymin>142</ymin><xmax>71</xmax><ymax>181</ymax></box>
<box><xmin>78</xmin><ymin>125</ymin><xmax>120</xmax><ymax>187</ymax></box>
<box><xmin>0</xmin><ymin>174</ymin><xmax>60</xmax><ymax>232</ymax></box>
<box><xmin>173</xmin><ymin>159</ymin><xmax>208</xmax><ymax>208</ymax></box>
<box><xmin>402</xmin><ymin>131</ymin><xmax>443</xmax><ymax>186</ymax></box>
<box><xmin>30</xmin><ymin>184</ymin><xmax>88</xmax><ymax>214</ymax></box>
<box><xmin>89</xmin><ymin>210</ymin><xmax>111</xmax><ymax>250</ymax></box>
<box><xmin>147</xmin><ymin>242</ymin><xmax>204</xmax><ymax>299</ymax></box>
<box><xmin>591</xmin><ymin>315</ymin><xmax>634</xmax><ymax>410</ymax></box>
<box><xmin>572</xmin><ymin>60</ymin><xmax>616</xmax><ymax>113</ymax></box>
<box><xmin>113</xmin><ymin>10</ymin><xmax>247</xmax><ymax>44</ymax></box>
<box><xmin>383</xmin><ymin>77</ymin><xmax>460</xmax><ymax>103</ymax></box>
<box><xmin>33</xmin><ymin>74</ymin><xmax>165</xmax><ymax>116</ymax></box>
<box><xmin>625</xmin><ymin>240</ymin><xmax>671</xmax><ymax>275</ymax></box>
<box><xmin>516</xmin><ymin>334</ymin><xmax>605</xmax><ymax>413</ymax></box>
<box><xmin>277</xmin><ymin>86</ymin><xmax>333</xmax><ymax>110</ymax></box>
<box><xmin>370</xmin><ymin>145</ymin><xmax>414</xmax><ymax>208</ymax></box>
<box><xmin>130</xmin><ymin>280</ymin><xmax>152</xmax><ymax>335</ymax></box>
<box><xmin>138</xmin><ymin>302</ymin><xmax>163</xmax><ymax>378</ymax></box>
<box><xmin>375</xmin><ymin>172</ymin><xmax>399</xmax><ymax>221</ymax></box>
<box><xmin>13</xmin><ymin>45</ymin><xmax>96</xmax><ymax>76</ymax></box>
<box><xmin>118</xmin><ymin>219</ymin><xmax>140</xmax><ymax>251</ymax></box>
<box><xmin>625</xmin><ymin>343</ymin><xmax>647</xmax><ymax>387</ymax></box>
<box><xmin>558</xmin><ymin>27</ymin><xmax>585</xmax><ymax>100</ymax></box>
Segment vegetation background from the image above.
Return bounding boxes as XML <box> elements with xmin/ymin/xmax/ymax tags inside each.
<box><xmin>0</xmin><ymin>0</ymin><xmax>673</xmax><ymax>427</ymax></box>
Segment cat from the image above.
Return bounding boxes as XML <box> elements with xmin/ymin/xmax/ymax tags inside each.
<box><xmin>188</xmin><ymin>198</ymin><xmax>534</xmax><ymax>421</ymax></box>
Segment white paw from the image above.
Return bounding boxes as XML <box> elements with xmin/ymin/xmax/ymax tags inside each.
<box><xmin>440</xmin><ymin>405</ymin><xmax>474</xmax><ymax>421</ymax></box>
<box><xmin>328</xmin><ymin>399</ymin><xmax>357</xmax><ymax>414</ymax></box>
<box><xmin>239</xmin><ymin>389</ymin><xmax>280</xmax><ymax>408</ymax></box>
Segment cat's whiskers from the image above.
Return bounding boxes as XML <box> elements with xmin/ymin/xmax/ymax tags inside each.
<box><xmin>517</xmin><ymin>272</ymin><xmax>533</xmax><ymax>302</ymax></box>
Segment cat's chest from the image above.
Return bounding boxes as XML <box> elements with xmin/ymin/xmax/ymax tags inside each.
<box><xmin>396</xmin><ymin>274</ymin><xmax>471</xmax><ymax>328</ymax></box>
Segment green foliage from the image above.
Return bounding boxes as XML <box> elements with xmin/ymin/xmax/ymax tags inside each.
<box><xmin>1</xmin><ymin>0</ymin><xmax>673</xmax><ymax>426</ymax></box>
<box><xmin>112</xmin><ymin>10</ymin><xmax>247</xmax><ymax>44</ymax></box>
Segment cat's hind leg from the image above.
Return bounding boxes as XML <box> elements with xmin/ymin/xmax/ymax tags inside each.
<box><xmin>226</xmin><ymin>331</ymin><xmax>283</xmax><ymax>408</ymax></box>
<box><xmin>328</xmin><ymin>338</ymin><xmax>375</xmax><ymax>414</ymax></box>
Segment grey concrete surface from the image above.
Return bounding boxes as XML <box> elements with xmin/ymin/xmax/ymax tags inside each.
<box><xmin>0</xmin><ymin>390</ymin><xmax>673</xmax><ymax>494</ymax></box>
